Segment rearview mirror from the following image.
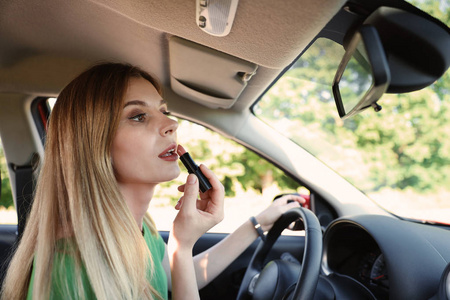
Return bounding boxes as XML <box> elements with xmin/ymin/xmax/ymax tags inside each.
<box><xmin>333</xmin><ymin>25</ymin><xmax>391</xmax><ymax>119</ymax></box>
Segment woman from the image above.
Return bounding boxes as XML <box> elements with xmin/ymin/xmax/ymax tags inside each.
<box><xmin>1</xmin><ymin>63</ymin><xmax>304</xmax><ymax>300</ymax></box>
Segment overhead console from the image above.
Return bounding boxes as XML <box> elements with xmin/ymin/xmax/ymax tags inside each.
<box><xmin>169</xmin><ymin>37</ymin><xmax>257</xmax><ymax>109</ymax></box>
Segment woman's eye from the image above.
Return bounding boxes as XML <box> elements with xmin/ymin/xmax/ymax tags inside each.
<box><xmin>162</xmin><ymin>111</ymin><xmax>171</xmax><ymax>116</ymax></box>
<box><xmin>129</xmin><ymin>113</ymin><xmax>146</xmax><ymax>122</ymax></box>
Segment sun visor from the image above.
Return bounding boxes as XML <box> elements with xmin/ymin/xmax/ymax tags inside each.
<box><xmin>169</xmin><ymin>37</ymin><xmax>257</xmax><ymax>109</ymax></box>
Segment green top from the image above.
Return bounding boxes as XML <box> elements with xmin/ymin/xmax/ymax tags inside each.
<box><xmin>27</xmin><ymin>223</ymin><xmax>168</xmax><ymax>299</ymax></box>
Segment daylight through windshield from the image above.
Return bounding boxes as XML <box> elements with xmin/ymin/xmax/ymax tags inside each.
<box><xmin>254</xmin><ymin>38</ymin><xmax>449</xmax><ymax>225</ymax></box>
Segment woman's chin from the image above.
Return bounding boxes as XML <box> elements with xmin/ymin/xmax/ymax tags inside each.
<box><xmin>162</xmin><ymin>167</ymin><xmax>181</xmax><ymax>182</ymax></box>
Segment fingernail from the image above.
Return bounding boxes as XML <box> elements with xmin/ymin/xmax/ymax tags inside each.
<box><xmin>187</xmin><ymin>174</ymin><xmax>197</xmax><ymax>185</ymax></box>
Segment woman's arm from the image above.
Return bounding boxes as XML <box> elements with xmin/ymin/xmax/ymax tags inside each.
<box><xmin>168</xmin><ymin>166</ymin><xmax>224</xmax><ymax>299</ymax></box>
<box><xmin>164</xmin><ymin>194</ymin><xmax>305</xmax><ymax>291</ymax></box>
<box><xmin>163</xmin><ymin>221</ymin><xmax>258</xmax><ymax>292</ymax></box>
<box><xmin>167</xmin><ymin>236</ymin><xmax>198</xmax><ymax>300</ymax></box>
<box><xmin>192</xmin><ymin>218</ymin><xmax>258</xmax><ymax>289</ymax></box>
<box><xmin>164</xmin><ymin>168</ymin><xmax>305</xmax><ymax>293</ymax></box>
<box><xmin>192</xmin><ymin>194</ymin><xmax>304</xmax><ymax>289</ymax></box>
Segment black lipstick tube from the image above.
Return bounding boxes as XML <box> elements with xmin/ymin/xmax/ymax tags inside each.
<box><xmin>179</xmin><ymin>152</ymin><xmax>212</xmax><ymax>193</ymax></box>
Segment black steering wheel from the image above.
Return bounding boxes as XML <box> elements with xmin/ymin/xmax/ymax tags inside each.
<box><xmin>236</xmin><ymin>207</ymin><xmax>323</xmax><ymax>300</ymax></box>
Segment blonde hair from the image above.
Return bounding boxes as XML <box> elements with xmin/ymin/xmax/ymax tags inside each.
<box><xmin>1</xmin><ymin>63</ymin><xmax>162</xmax><ymax>300</ymax></box>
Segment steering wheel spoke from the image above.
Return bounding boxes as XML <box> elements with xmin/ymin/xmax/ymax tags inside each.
<box><xmin>237</xmin><ymin>207</ymin><xmax>323</xmax><ymax>300</ymax></box>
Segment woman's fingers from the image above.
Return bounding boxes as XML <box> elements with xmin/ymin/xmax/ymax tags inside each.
<box><xmin>178</xmin><ymin>174</ymin><xmax>199</xmax><ymax>212</ymax></box>
<box><xmin>254</xmin><ymin>194</ymin><xmax>309</xmax><ymax>232</ymax></box>
<box><xmin>174</xmin><ymin>165</ymin><xmax>224</xmax><ymax>240</ymax></box>
<box><xmin>178</xmin><ymin>165</ymin><xmax>223</xmax><ymax>194</ymax></box>
<box><xmin>198</xmin><ymin>165</ymin><xmax>224</xmax><ymax>200</ymax></box>
<box><xmin>172</xmin><ymin>170</ymin><xmax>224</xmax><ymax>248</ymax></box>
<box><xmin>282</xmin><ymin>199</ymin><xmax>301</xmax><ymax>212</ymax></box>
<box><xmin>199</xmin><ymin>165</ymin><xmax>223</xmax><ymax>193</ymax></box>
<box><xmin>274</xmin><ymin>194</ymin><xmax>306</xmax><ymax>206</ymax></box>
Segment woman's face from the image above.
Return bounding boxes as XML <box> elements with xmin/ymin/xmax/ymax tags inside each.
<box><xmin>111</xmin><ymin>77</ymin><xmax>180</xmax><ymax>186</ymax></box>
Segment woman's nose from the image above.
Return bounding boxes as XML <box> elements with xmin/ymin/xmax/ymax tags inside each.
<box><xmin>161</xmin><ymin>117</ymin><xmax>178</xmax><ymax>136</ymax></box>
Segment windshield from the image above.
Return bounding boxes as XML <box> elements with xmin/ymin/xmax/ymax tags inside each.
<box><xmin>254</xmin><ymin>34</ymin><xmax>449</xmax><ymax>224</ymax></box>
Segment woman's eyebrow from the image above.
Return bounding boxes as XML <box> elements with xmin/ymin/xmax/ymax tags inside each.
<box><xmin>123</xmin><ymin>99</ymin><xmax>166</xmax><ymax>108</ymax></box>
<box><xmin>123</xmin><ymin>100</ymin><xmax>148</xmax><ymax>108</ymax></box>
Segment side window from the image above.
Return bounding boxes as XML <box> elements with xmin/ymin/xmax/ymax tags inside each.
<box><xmin>150</xmin><ymin>120</ymin><xmax>309</xmax><ymax>233</ymax></box>
<box><xmin>0</xmin><ymin>138</ymin><xmax>16</xmax><ymax>225</ymax></box>
<box><xmin>38</xmin><ymin>99</ymin><xmax>308</xmax><ymax>234</ymax></box>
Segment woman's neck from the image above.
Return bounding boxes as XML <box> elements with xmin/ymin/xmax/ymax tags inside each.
<box><xmin>118</xmin><ymin>182</ymin><xmax>156</xmax><ymax>230</ymax></box>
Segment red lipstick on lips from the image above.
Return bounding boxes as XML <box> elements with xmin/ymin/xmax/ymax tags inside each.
<box><xmin>177</xmin><ymin>145</ymin><xmax>212</xmax><ymax>193</ymax></box>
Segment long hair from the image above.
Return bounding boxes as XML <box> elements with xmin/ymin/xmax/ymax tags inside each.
<box><xmin>1</xmin><ymin>63</ymin><xmax>162</xmax><ymax>300</ymax></box>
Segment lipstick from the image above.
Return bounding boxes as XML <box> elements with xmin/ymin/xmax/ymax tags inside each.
<box><xmin>177</xmin><ymin>145</ymin><xmax>212</xmax><ymax>193</ymax></box>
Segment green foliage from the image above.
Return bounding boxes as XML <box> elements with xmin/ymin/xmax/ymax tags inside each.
<box><xmin>354</xmin><ymin>90</ymin><xmax>450</xmax><ymax>192</ymax></box>
<box><xmin>232</xmin><ymin>150</ymin><xmax>299</xmax><ymax>193</ymax></box>
<box><xmin>255</xmin><ymin>9</ymin><xmax>450</xmax><ymax>197</ymax></box>
<box><xmin>156</xmin><ymin>120</ymin><xmax>303</xmax><ymax>205</ymax></box>
<box><xmin>0</xmin><ymin>142</ymin><xmax>14</xmax><ymax>209</ymax></box>
<box><xmin>195</xmin><ymin>127</ymin><xmax>300</xmax><ymax>195</ymax></box>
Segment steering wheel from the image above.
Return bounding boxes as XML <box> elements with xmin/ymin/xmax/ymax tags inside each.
<box><xmin>236</xmin><ymin>207</ymin><xmax>323</xmax><ymax>300</ymax></box>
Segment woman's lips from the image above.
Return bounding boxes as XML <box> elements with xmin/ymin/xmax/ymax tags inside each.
<box><xmin>158</xmin><ymin>144</ymin><xmax>178</xmax><ymax>161</ymax></box>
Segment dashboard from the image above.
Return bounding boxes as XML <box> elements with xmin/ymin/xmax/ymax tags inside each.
<box><xmin>321</xmin><ymin>215</ymin><xmax>450</xmax><ymax>299</ymax></box>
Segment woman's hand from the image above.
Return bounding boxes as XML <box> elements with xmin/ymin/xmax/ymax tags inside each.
<box><xmin>254</xmin><ymin>194</ymin><xmax>306</xmax><ymax>232</ymax></box>
<box><xmin>172</xmin><ymin>164</ymin><xmax>225</xmax><ymax>249</ymax></box>
<box><xmin>168</xmin><ymin>165</ymin><xmax>223</xmax><ymax>300</ymax></box>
